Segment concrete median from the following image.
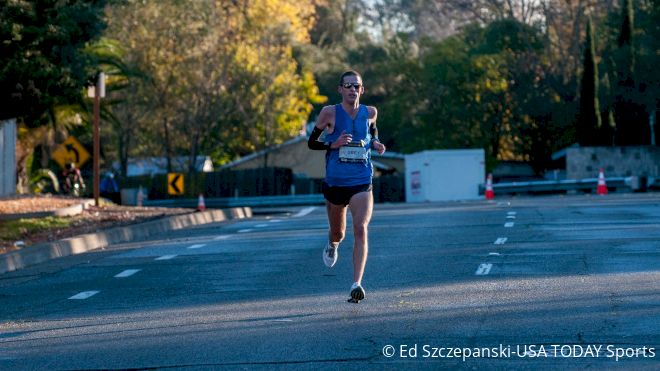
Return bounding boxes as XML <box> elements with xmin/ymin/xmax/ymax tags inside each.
<box><xmin>0</xmin><ymin>207</ymin><xmax>252</xmax><ymax>275</ymax></box>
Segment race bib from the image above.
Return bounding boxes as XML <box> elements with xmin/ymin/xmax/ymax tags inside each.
<box><xmin>339</xmin><ymin>142</ymin><xmax>368</xmax><ymax>163</ymax></box>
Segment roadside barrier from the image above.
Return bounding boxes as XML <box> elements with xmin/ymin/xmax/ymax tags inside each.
<box><xmin>144</xmin><ymin>193</ymin><xmax>325</xmax><ymax>208</ymax></box>
<box><xmin>478</xmin><ymin>176</ymin><xmax>658</xmax><ymax>196</ymax></box>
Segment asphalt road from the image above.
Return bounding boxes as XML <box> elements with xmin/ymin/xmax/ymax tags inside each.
<box><xmin>0</xmin><ymin>193</ymin><xmax>658</xmax><ymax>370</ymax></box>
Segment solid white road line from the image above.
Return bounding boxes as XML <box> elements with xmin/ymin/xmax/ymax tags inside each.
<box><xmin>494</xmin><ymin>237</ymin><xmax>508</xmax><ymax>245</ymax></box>
<box><xmin>114</xmin><ymin>269</ymin><xmax>141</xmax><ymax>278</ymax></box>
<box><xmin>504</xmin><ymin>222</ymin><xmax>515</xmax><ymax>228</ymax></box>
<box><xmin>475</xmin><ymin>263</ymin><xmax>493</xmax><ymax>275</ymax></box>
<box><xmin>69</xmin><ymin>291</ymin><xmax>100</xmax><ymax>300</ymax></box>
<box><xmin>155</xmin><ymin>255</ymin><xmax>177</xmax><ymax>260</ymax></box>
<box><xmin>294</xmin><ymin>207</ymin><xmax>316</xmax><ymax>218</ymax></box>
<box><xmin>187</xmin><ymin>244</ymin><xmax>206</xmax><ymax>249</ymax></box>
<box><xmin>238</xmin><ymin>229</ymin><xmax>253</xmax><ymax>233</ymax></box>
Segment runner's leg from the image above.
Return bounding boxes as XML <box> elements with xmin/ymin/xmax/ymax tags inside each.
<box><xmin>326</xmin><ymin>201</ymin><xmax>347</xmax><ymax>246</ymax></box>
<box><xmin>348</xmin><ymin>190</ymin><xmax>373</xmax><ymax>284</ymax></box>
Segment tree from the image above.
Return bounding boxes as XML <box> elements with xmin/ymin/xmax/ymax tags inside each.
<box><xmin>0</xmin><ymin>0</ymin><xmax>109</xmax><ymax>125</ymax></box>
<box><xmin>0</xmin><ymin>0</ymin><xmax>110</xmax><ymax>192</ymax></box>
<box><xmin>633</xmin><ymin>0</ymin><xmax>660</xmax><ymax>145</ymax></box>
<box><xmin>612</xmin><ymin>0</ymin><xmax>649</xmax><ymax>145</ymax></box>
<box><xmin>577</xmin><ymin>17</ymin><xmax>602</xmax><ymax>146</ymax></box>
<box><xmin>104</xmin><ymin>0</ymin><xmax>325</xmax><ymax>175</ymax></box>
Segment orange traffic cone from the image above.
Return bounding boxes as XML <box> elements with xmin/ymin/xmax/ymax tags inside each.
<box><xmin>485</xmin><ymin>174</ymin><xmax>495</xmax><ymax>200</ymax></box>
<box><xmin>197</xmin><ymin>194</ymin><xmax>206</xmax><ymax>211</ymax></box>
<box><xmin>597</xmin><ymin>169</ymin><xmax>608</xmax><ymax>195</ymax></box>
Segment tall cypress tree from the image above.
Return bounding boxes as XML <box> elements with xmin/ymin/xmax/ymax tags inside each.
<box><xmin>618</xmin><ymin>0</ymin><xmax>635</xmax><ymax>68</ymax></box>
<box><xmin>635</xmin><ymin>0</ymin><xmax>660</xmax><ymax>146</ymax></box>
<box><xmin>578</xmin><ymin>17</ymin><xmax>601</xmax><ymax>146</ymax></box>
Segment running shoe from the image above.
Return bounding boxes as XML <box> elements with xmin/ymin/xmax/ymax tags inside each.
<box><xmin>323</xmin><ymin>242</ymin><xmax>338</xmax><ymax>267</ymax></box>
<box><xmin>350</xmin><ymin>282</ymin><xmax>365</xmax><ymax>301</ymax></box>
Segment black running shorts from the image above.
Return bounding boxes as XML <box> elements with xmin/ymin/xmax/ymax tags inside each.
<box><xmin>322</xmin><ymin>182</ymin><xmax>373</xmax><ymax>206</ymax></box>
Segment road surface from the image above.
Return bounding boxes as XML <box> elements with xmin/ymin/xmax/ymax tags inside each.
<box><xmin>0</xmin><ymin>193</ymin><xmax>658</xmax><ymax>370</ymax></box>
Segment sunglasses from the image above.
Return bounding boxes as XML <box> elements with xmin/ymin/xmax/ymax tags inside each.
<box><xmin>341</xmin><ymin>83</ymin><xmax>362</xmax><ymax>89</ymax></box>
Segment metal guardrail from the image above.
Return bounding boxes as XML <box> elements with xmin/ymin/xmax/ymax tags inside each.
<box><xmin>143</xmin><ymin>193</ymin><xmax>325</xmax><ymax>208</ymax></box>
<box><xmin>143</xmin><ymin>177</ymin><xmax>658</xmax><ymax>208</ymax></box>
<box><xmin>479</xmin><ymin>176</ymin><xmax>658</xmax><ymax>195</ymax></box>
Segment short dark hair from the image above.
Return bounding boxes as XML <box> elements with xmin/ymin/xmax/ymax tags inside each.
<box><xmin>339</xmin><ymin>70</ymin><xmax>362</xmax><ymax>85</ymax></box>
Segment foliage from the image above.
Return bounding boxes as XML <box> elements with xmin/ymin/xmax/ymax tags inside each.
<box><xmin>29</xmin><ymin>169</ymin><xmax>60</xmax><ymax>194</ymax></box>
<box><xmin>5</xmin><ymin>0</ymin><xmax>659</xmax><ymax>185</ymax></box>
<box><xmin>599</xmin><ymin>0</ymin><xmax>658</xmax><ymax>146</ymax></box>
<box><xmin>0</xmin><ymin>0</ymin><xmax>109</xmax><ymax>125</ymax></box>
<box><xmin>0</xmin><ymin>217</ymin><xmax>71</xmax><ymax>241</ymax></box>
<box><xmin>103</xmin><ymin>0</ymin><xmax>326</xmax><ymax>174</ymax></box>
<box><xmin>577</xmin><ymin>18</ymin><xmax>602</xmax><ymax>146</ymax></box>
<box><xmin>349</xmin><ymin>19</ymin><xmax>570</xmax><ymax>172</ymax></box>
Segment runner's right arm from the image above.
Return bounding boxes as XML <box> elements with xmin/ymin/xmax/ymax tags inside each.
<box><xmin>308</xmin><ymin>126</ymin><xmax>330</xmax><ymax>150</ymax></box>
<box><xmin>308</xmin><ymin>107</ymin><xmax>332</xmax><ymax>150</ymax></box>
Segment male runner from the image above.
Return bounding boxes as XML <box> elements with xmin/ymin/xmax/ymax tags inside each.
<box><xmin>307</xmin><ymin>70</ymin><xmax>386</xmax><ymax>303</ymax></box>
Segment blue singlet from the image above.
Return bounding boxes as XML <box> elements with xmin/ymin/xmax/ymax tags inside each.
<box><xmin>324</xmin><ymin>104</ymin><xmax>373</xmax><ymax>187</ymax></box>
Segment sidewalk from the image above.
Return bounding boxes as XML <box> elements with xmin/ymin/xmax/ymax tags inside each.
<box><xmin>0</xmin><ymin>207</ymin><xmax>252</xmax><ymax>275</ymax></box>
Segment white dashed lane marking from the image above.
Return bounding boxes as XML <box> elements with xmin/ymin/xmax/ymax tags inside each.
<box><xmin>494</xmin><ymin>237</ymin><xmax>508</xmax><ymax>245</ymax></box>
<box><xmin>114</xmin><ymin>269</ymin><xmax>141</xmax><ymax>278</ymax></box>
<box><xmin>238</xmin><ymin>229</ymin><xmax>253</xmax><ymax>233</ymax></box>
<box><xmin>68</xmin><ymin>291</ymin><xmax>100</xmax><ymax>300</ymax></box>
<box><xmin>475</xmin><ymin>263</ymin><xmax>493</xmax><ymax>275</ymax></box>
<box><xmin>294</xmin><ymin>207</ymin><xmax>316</xmax><ymax>218</ymax></box>
<box><xmin>255</xmin><ymin>224</ymin><xmax>268</xmax><ymax>228</ymax></box>
<box><xmin>187</xmin><ymin>244</ymin><xmax>206</xmax><ymax>249</ymax></box>
<box><xmin>155</xmin><ymin>255</ymin><xmax>177</xmax><ymax>260</ymax></box>
<box><xmin>504</xmin><ymin>222</ymin><xmax>515</xmax><ymax>228</ymax></box>
<box><xmin>213</xmin><ymin>235</ymin><xmax>230</xmax><ymax>240</ymax></box>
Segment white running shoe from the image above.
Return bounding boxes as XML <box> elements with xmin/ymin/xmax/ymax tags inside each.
<box><xmin>323</xmin><ymin>242</ymin><xmax>338</xmax><ymax>267</ymax></box>
<box><xmin>350</xmin><ymin>282</ymin><xmax>365</xmax><ymax>302</ymax></box>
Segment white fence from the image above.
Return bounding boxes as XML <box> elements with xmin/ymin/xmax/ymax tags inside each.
<box><xmin>0</xmin><ymin>119</ymin><xmax>17</xmax><ymax>196</ymax></box>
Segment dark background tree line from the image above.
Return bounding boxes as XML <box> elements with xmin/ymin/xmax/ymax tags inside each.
<box><xmin>1</xmin><ymin>0</ymin><xmax>658</xmax><ymax>192</ymax></box>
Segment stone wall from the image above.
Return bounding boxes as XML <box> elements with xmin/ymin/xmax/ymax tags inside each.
<box><xmin>566</xmin><ymin>146</ymin><xmax>660</xmax><ymax>179</ymax></box>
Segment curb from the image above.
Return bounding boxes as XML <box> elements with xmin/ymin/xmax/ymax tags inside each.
<box><xmin>0</xmin><ymin>207</ymin><xmax>252</xmax><ymax>275</ymax></box>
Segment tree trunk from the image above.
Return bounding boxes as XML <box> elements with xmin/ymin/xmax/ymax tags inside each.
<box><xmin>163</xmin><ymin>118</ymin><xmax>172</xmax><ymax>173</ymax></box>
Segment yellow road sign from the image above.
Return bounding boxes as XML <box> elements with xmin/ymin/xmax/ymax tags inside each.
<box><xmin>168</xmin><ymin>173</ymin><xmax>184</xmax><ymax>195</ymax></box>
<box><xmin>52</xmin><ymin>136</ymin><xmax>91</xmax><ymax>169</ymax></box>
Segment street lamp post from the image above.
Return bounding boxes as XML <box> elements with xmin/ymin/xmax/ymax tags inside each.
<box><xmin>90</xmin><ymin>72</ymin><xmax>105</xmax><ymax>207</ymax></box>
